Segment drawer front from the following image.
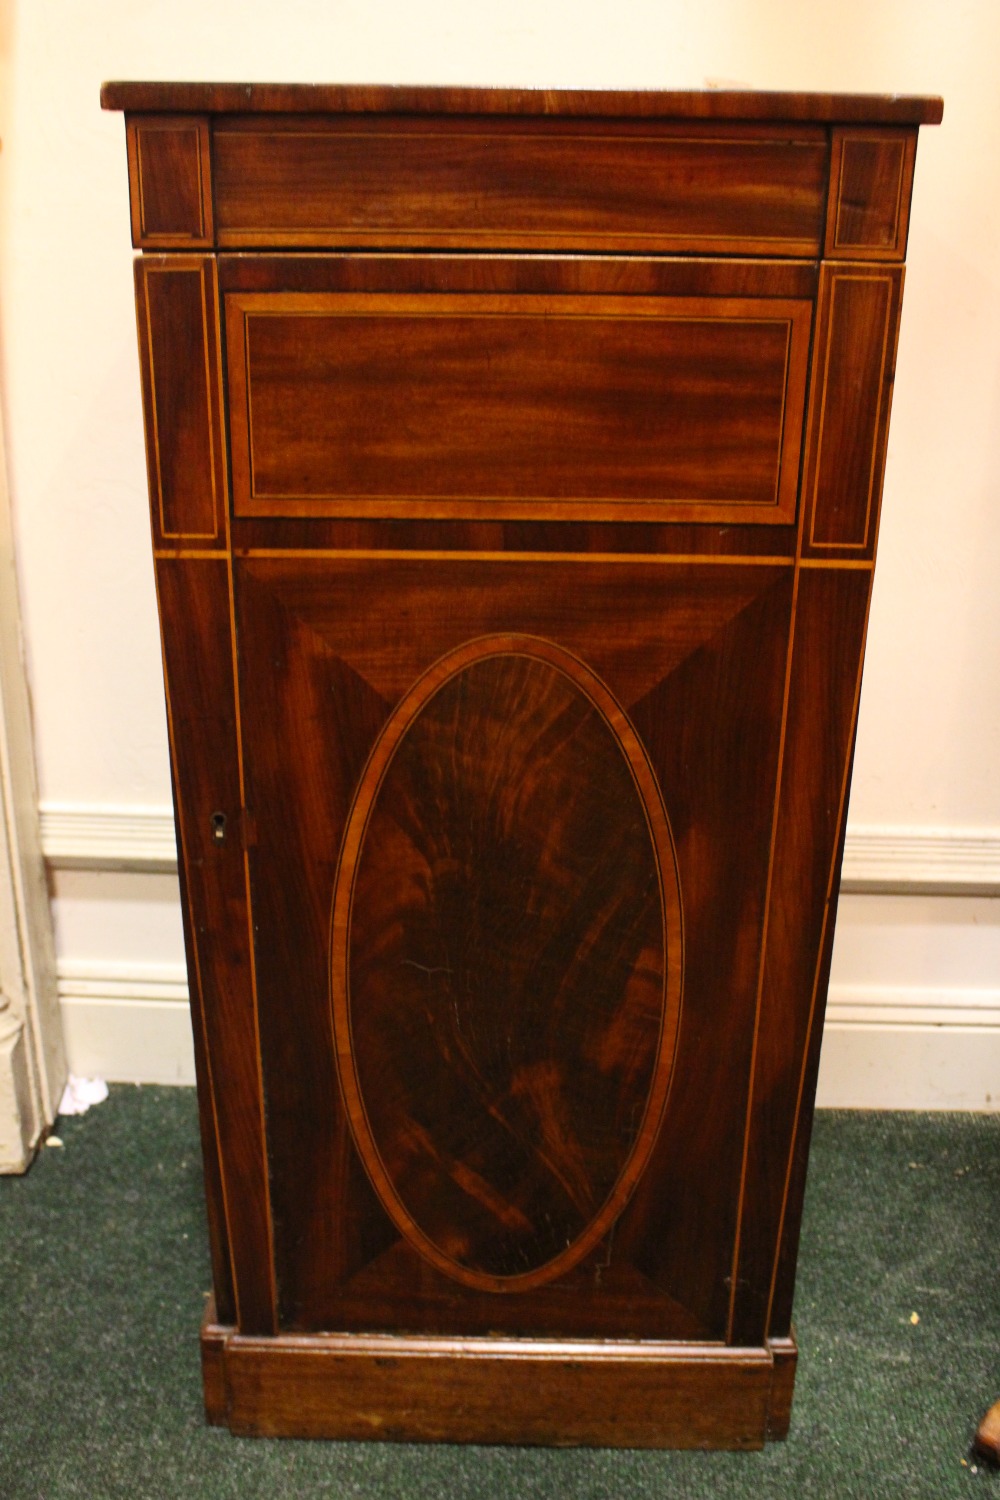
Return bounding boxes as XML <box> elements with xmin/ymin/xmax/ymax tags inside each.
<box><xmin>226</xmin><ymin>270</ymin><xmax>813</xmax><ymax>527</ymax></box>
<box><xmin>213</xmin><ymin>118</ymin><xmax>828</xmax><ymax>255</ymax></box>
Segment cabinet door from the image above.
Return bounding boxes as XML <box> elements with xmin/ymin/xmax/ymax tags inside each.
<box><xmin>234</xmin><ymin>552</ymin><xmax>794</xmax><ymax>1339</ymax></box>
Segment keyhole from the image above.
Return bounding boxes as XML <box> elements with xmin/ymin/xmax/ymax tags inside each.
<box><xmin>211</xmin><ymin>812</ymin><xmax>227</xmax><ymax>843</ymax></box>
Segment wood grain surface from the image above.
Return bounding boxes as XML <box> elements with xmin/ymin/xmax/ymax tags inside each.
<box><xmin>225</xmin><ymin>274</ymin><xmax>811</xmax><ymax>525</ymax></box>
<box><xmin>729</xmin><ymin>566</ymin><xmax>872</xmax><ymax>1346</ymax></box>
<box><xmin>207</xmin><ymin>1322</ymin><xmax>783</xmax><ymax>1448</ymax></box>
<box><xmin>802</xmin><ymin>263</ymin><xmax>904</xmax><ymax>559</ymax></box>
<box><xmin>212</xmin><ymin>120</ymin><xmax>827</xmax><ymax>255</ymax></box>
<box><xmin>102</xmin><ymin>80</ymin><xmax>943</xmax><ymax>124</ymax></box>
<box><xmin>134</xmin><ymin>257</ymin><xmax>225</xmax><ymax>546</ymax></box>
<box><xmin>218</xmin><ymin>252</ymin><xmax>820</xmax><ymax>301</ymax></box>
<box><xmin>333</xmin><ymin>636</ymin><xmax>681</xmax><ymax>1292</ymax></box>
<box><xmin>126</xmin><ymin>115</ymin><xmax>213</xmax><ymax>248</ymax></box>
<box><xmin>826</xmin><ymin>128</ymin><xmax>916</xmax><ymax>259</ymax></box>
<box><xmin>234</xmin><ymin>554</ymin><xmax>791</xmax><ymax>1340</ymax></box>
<box><xmin>155</xmin><ymin>557</ymin><xmax>276</xmax><ymax>1334</ymax></box>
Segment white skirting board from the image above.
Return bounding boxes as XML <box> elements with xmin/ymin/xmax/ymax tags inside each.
<box><xmin>821</xmin><ymin>983</ymin><xmax>1000</xmax><ymax>1107</ymax></box>
<box><xmin>39</xmin><ymin>805</ymin><xmax>1000</xmax><ymax>894</ymax></box>
<box><xmin>55</xmin><ymin>978</ymin><xmax>1000</xmax><ymax>1110</ymax></box>
<box><xmin>57</xmin><ymin>963</ymin><xmax>193</xmax><ymax>1087</ymax></box>
<box><xmin>819</xmin><ymin>1023</ymin><xmax>1000</xmax><ymax>1110</ymax></box>
<box><xmin>43</xmin><ymin>806</ymin><xmax>1000</xmax><ymax>1109</ymax></box>
<box><xmin>60</xmin><ymin>996</ymin><xmax>196</xmax><ymax>1087</ymax></box>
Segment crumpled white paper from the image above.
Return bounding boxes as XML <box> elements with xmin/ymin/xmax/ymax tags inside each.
<box><xmin>58</xmin><ymin>1074</ymin><xmax>109</xmax><ymax>1116</ymax></box>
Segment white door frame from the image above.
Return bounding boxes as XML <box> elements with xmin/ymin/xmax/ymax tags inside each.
<box><xmin>0</xmin><ymin>396</ymin><xmax>64</xmax><ymax>1171</ymax></box>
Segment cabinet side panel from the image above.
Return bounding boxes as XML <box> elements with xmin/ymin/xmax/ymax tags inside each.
<box><xmin>728</xmin><ymin>564</ymin><xmax>871</xmax><ymax>1345</ymax></box>
<box><xmin>156</xmin><ymin>556</ymin><xmax>277</xmax><ymax>1334</ymax></box>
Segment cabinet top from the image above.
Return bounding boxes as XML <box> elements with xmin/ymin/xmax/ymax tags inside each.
<box><xmin>100</xmin><ymin>81</ymin><xmax>943</xmax><ymax>125</ymax></box>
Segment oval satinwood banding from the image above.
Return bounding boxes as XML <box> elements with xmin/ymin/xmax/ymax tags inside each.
<box><xmin>330</xmin><ymin>634</ymin><xmax>683</xmax><ymax>1293</ymax></box>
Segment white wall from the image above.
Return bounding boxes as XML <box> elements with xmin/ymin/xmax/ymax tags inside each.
<box><xmin>1</xmin><ymin>0</ymin><xmax>998</xmax><ymax>1104</ymax></box>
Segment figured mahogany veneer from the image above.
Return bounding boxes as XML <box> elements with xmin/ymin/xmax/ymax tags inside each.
<box><xmin>103</xmin><ymin>82</ymin><xmax>940</xmax><ymax>1448</ymax></box>
<box><xmin>332</xmin><ymin>634</ymin><xmax>683</xmax><ymax>1295</ymax></box>
<box><xmin>210</xmin><ymin>119</ymin><xmax>829</xmax><ymax>256</ymax></box>
<box><xmin>226</xmin><ymin>283</ymin><xmax>812</xmax><ymax>523</ymax></box>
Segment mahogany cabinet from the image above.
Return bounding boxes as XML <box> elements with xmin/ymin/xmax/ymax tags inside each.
<box><xmin>102</xmin><ymin>82</ymin><xmax>941</xmax><ymax>1448</ymax></box>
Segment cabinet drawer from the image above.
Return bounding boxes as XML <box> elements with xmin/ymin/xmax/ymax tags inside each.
<box><xmin>213</xmin><ymin>118</ymin><xmax>828</xmax><ymax>255</ymax></box>
<box><xmin>225</xmin><ymin>262</ymin><xmax>813</xmax><ymax>526</ymax></box>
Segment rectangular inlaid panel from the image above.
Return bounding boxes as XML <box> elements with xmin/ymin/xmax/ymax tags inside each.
<box><xmin>802</xmin><ymin>264</ymin><xmax>904</xmax><ymax>558</ymax></box>
<box><xmin>135</xmin><ymin>257</ymin><xmax>225</xmax><ymax>546</ymax></box>
<box><xmin>825</xmin><ymin>128</ymin><xmax>916</xmax><ymax>260</ymax></box>
<box><xmin>227</xmin><ymin>291</ymin><xmax>812</xmax><ymax>524</ymax></box>
<box><xmin>213</xmin><ymin>118</ymin><xmax>828</xmax><ymax>254</ymax></box>
<box><xmin>126</xmin><ymin>114</ymin><xmax>213</xmax><ymax>247</ymax></box>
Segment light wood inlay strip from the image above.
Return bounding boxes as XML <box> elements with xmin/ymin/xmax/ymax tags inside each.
<box><xmin>231</xmin><ymin>549</ymin><xmax>797</xmax><ymax>566</ymax></box>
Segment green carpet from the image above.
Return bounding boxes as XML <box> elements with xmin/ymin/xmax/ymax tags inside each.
<box><xmin>1</xmin><ymin>1088</ymin><xmax>998</xmax><ymax>1497</ymax></box>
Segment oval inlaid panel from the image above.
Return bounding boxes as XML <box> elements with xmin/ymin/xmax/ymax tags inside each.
<box><xmin>330</xmin><ymin>635</ymin><xmax>682</xmax><ymax>1292</ymax></box>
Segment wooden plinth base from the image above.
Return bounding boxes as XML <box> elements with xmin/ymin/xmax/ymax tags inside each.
<box><xmin>201</xmin><ymin>1302</ymin><xmax>797</xmax><ymax>1448</ymax></box>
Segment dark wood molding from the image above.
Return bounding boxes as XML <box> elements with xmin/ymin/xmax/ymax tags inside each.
<box><xmin>201</xmin><ymin>1311</ymin><xmax>791</xmax><ymax>1448</ymax></box>
<box><xmin>102</xmin><ymin>80</ymin><xmax>943</xmax><ymax>125</ymax></box>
